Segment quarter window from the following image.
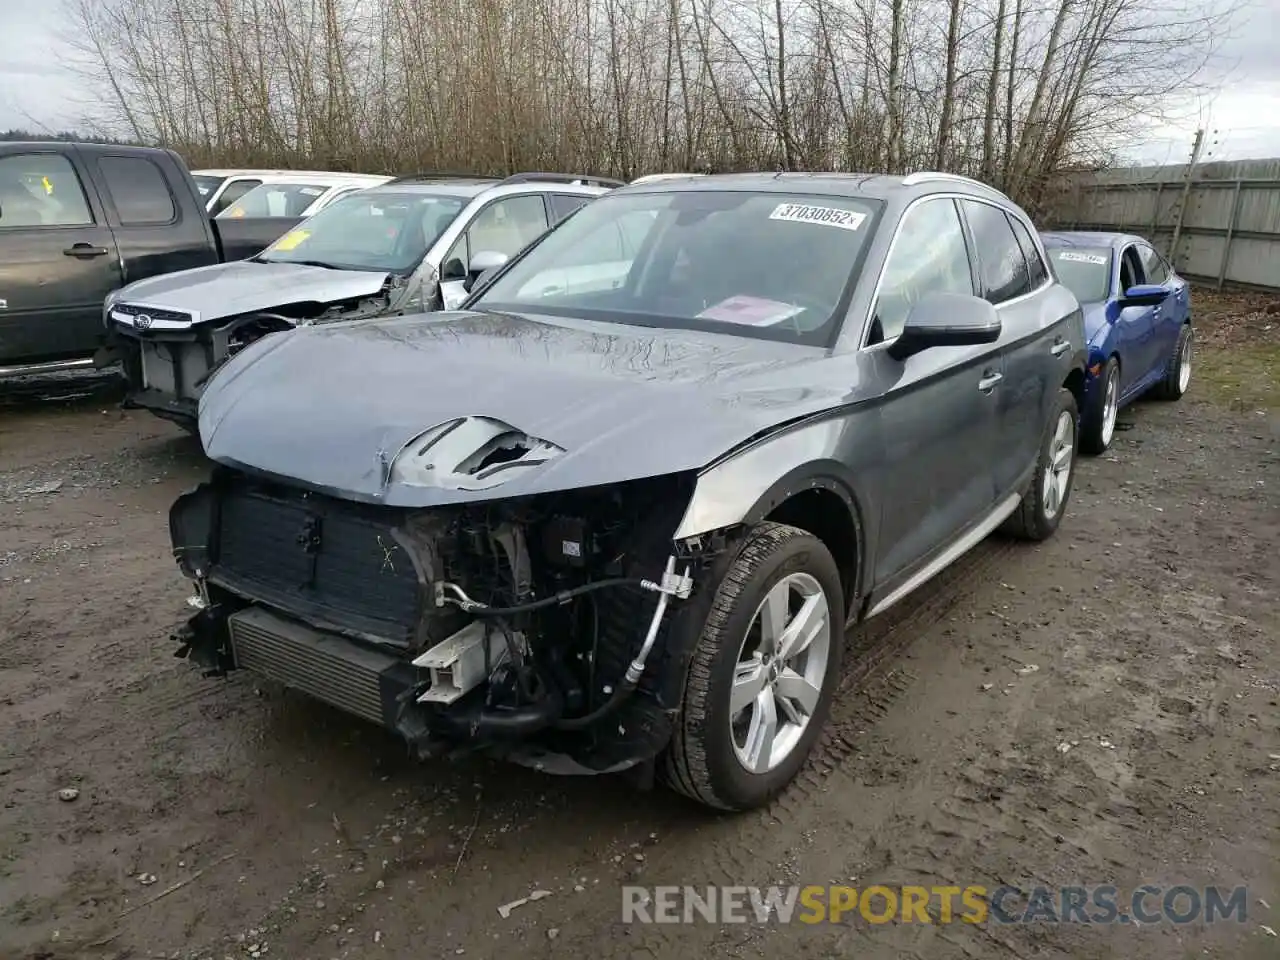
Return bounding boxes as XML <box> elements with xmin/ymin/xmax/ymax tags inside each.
<box><xmin>0</xmin><ymin>153</ymin><xmax>93</xmax><ymax>227</ymax></box>
<box><xmin>870</xmin><ymin>197</ymin><xmax>974</xmax><ymax>344</ymax></box>
<box><xmin>98</xmin><ymin>156</ymin><xmax>176</xmax><ymax>225</ymax></box>
<box><xmin>1137</xmin><ymin>243</ymin><xmax>1169</xmax><ymax>284</ymax></box>
<box><xmin>960</xmin><ymin>199</ymin><xmax>1030</xmax><ymax>304</ymax></box>
<box><xmin>1009</xmin><ymin>215</ymin><xmax>1048</xmax><ymax>289</ymax></box>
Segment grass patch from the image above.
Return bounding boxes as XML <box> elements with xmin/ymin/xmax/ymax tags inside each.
<box><xmin>1195</xmin><ymin>342</ymin><xmax>1280</xmax><ymax>409</ymax></box>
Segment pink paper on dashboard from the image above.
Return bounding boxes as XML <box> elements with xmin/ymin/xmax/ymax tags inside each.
<box><xmin>697</xmin><ymin>295</ymin><xmax>804</xmax><ymax>327</ymax></box>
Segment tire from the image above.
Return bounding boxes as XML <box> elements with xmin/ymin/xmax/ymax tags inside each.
<box><xmin>1080</xmin><ymin>356</ymin><xmax>1120</xmax><ymax>455</ymax></box>
<box><xmin>1150</xmin><ymin>323</ymin><xmax>1192</xmax><ymax>401</ymax></box>
<box><xmin>1001</xmin><ymin>387</ymin><xmax>1078</xmax><ymax>541</ymax></box>
<box><xmin>661</xmin><ymin>522</ymin><xmax>844</xmax><ymax>811</ymax></box>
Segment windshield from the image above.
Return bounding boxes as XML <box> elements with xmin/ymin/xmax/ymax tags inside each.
<box><xmin>192</xmin><ymin>175</ymin><xmax>225</xmax><ymax>200</ymax></box>
<box><xmin>472</xmin><ymin>190</ymin><xmax>880</xmax><ymax>345</ymax></box>
<box><xmin>1046</xmin><ymin>246</ymin><xmax>1112</xmax><ymax>303</ymax></box>
<box><xmin>218</xmin><ymin>182</ymin><xmax>334</xmax><ymax>219</ymax></box>
<box><xmin>256</xmin><ymin>191</ymin><xmax>467</xmax><ymax>272</ymax></box>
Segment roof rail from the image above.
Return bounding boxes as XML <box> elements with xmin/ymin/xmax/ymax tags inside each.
<box><xmin>900</xmin><ymin>170</ymin><xmax>992</xmax><ymax>189</ymax></box>
<box><xmin>385</xmin><ymin>172</ymin><xmax>497</xmax><ymax>184</ymax></box>
<box><xmin>496</xmin><ymin>172</ymin><xmax>626</xmax><ymax>189</ymax></box>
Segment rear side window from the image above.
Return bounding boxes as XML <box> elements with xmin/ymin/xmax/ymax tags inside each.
<box><xmin>1137</xmin><ymin>243</ymin><xmax>1169</xmax><ymax>284</ymax></box>
<box><xmin>0</xmin><ymin>153</ymin><xmax>94</xmax><ymax>227</ymax></box>
<box><xmin>549</xmin><ymin>193</ymin><xmax>590</xmax><ymax>224</ymax></box>
<box><xmin>1008</xmin><ymin>215</ymin><xmax>1048</xmax><ymax>289</ymax></box>
<box><xmin>98</xmin><ymin>156</ymin><xmax>176</xmax><ymax>225</ymax></box>
<box><xmin>960</xmin><ymin>199</ymin><xmax>1030</xmax><ymax>304</ymax></box>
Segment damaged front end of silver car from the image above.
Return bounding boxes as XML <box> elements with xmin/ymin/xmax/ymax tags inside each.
<box><xmin>167</xmin><ymin>448</ymin><xmax>736</xmax><ymax>778</ymax></box>
<box><xmin>105</xmin><ymin>284</ymin><xmax>397</xmax><ymax>427</ymax></box>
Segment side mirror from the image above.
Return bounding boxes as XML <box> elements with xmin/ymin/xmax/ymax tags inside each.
<box><xmin>1119</xmin><ymin>283</ymin><xmax>1169</xmax><ymax>308</ymax></box>
<box><xmin>887</xmin><ymin>292</ymin><xmax>1001</xmax><ymax>361</ymax></box>
<box><xmin>462</xmin><ymin>250</ymin><xmax>509</xmax><ymax>293</ymax></box>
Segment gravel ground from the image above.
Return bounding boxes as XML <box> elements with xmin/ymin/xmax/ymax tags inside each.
<box><xmin>1</xmin><ymin>294</ymin><xmax>1277</xmax><ymax>959</ymax></box>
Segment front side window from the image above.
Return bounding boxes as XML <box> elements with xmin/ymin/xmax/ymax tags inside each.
<box><xmin>870</xmin><ymin>197</ymin><xmax>973</xmax><ymax>344</ymax></box>
<box><xmin>473</xmin><ymin>190</ymin><xmax>879</xmax><ymax>346</ymax></box>
<box><xmin>257</xmin><ymin>191</ymin><xmax>466</xmax><ymax>273</ymax></box>
<box><xmin>444</xmin><ymin>194</ymin><xmax>550</xmax><ymax>277</ymax></box>
<box><xmin>211</xmin><ymin>179</ymin><xmax>260</xmax><ymax>215</ymax></box>
<box><xmin>217</xmin><ymin>182</ymin><xmax>330</xmax><ymax>219</ymax></box>
<box><xmin>961</xmin><ymin>199</ymin><xmax>1030</xmax><ymax>304</ymax></box>
<box><xmin>0</xmin><ymin>153</ymin><xmax>94</xmax><ymax>227</ymax></box>
<box><xmin>1045</xmin><ymin>245</ymin><xmax>1112</xmax><ymax>303</ymax></box>
<box><xmin>192</xmin><ymin>174</ymin><xmax>226</xmax><ymax>200</ymax></box>
<box><xmin>1137</xmin><ymin>243</ymin><xmax>1169</xmax><ymax>284</ymax></box>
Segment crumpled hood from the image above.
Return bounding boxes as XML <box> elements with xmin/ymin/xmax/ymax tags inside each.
<box><xmin>199</xmin><ymin>310</ymin><xmax>848</xmax><ymax>506</ymax></box>
<box><xmin>114</xmin><ymin>260</ymin><xmax>391</xmax><ymax>324</ymax></box>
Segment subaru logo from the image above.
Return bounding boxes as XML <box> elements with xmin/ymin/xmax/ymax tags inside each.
<box><xmin>134</xmin><ymin>313</ymin><xmax>153</xmax><ymax>331</ymax></box>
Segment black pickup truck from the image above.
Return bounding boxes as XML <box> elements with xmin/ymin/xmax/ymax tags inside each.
<box><xmin>0</xmin><ymin>141</ymin><xmax>298</xmax><ymax>377</ymax></box>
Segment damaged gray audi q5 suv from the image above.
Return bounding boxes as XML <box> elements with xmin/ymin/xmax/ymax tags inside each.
<box><xmin>169</xmin><ymin>171</ymin><xmax>1087</xmax><ymax>811</ymax></box>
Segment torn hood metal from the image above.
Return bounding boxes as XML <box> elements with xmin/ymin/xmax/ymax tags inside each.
<box><xmin>113</xmin><ymin>261</ymin><xmax>391</xmax><ymax>326</ymax></box>
<box><xmin>198</xmin><ymin>310</ymin><xmax>855</xmax><ymax>506</ymax></box>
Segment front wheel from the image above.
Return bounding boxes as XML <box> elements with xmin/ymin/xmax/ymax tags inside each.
<box><xmin>1151</xmin><ymin>324</ymin><xmax>1192</xmax><ymax>401</ymax></box>
<box><xmin>661</xmin><ymin>523</ymin><xmax>844</xmax><ymax>811</ymax></box>
<box><xmin>1002</xmin><ymin>387</ymin><xmax>1078</xmax><ymax>541</ymax></box>
<box><xmin>1080</xmin><ymin>356</ymin><xmax>1119</xmax><ymax>455</ymax></box>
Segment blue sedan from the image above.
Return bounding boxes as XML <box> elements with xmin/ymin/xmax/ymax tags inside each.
<box><xmin>1040</xmin><ymin>231</ymin><xmax>1193</xmax><ymax>454</ymax></box>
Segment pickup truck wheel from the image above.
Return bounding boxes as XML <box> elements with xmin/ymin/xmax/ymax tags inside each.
<box><xmin>661</xmin><ymin>522</ymin><xmax>843</xmax><ymax>811</ymax></box>
<box><xmin>1001</xmin><ymin>388</ymin><xmax>1078</xmax><ymax>542</ymax></box>
<box><xmin>1080</xmin><ymin>356</ymin><xmax>1119</xmax><ymax>455</ymax></box>
<box><xmin>1150</xmin><ymin>324</ymin><xmax>1192</xmax><ymax>401</ymax></box>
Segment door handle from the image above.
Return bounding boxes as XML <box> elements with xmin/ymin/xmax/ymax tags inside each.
<box><xmin>1050</xmin><ymin>339</ymin><xmax>1071</xmax><ymax>357</ymax></box>
<box><xmin>977</xmin><ymin>371</ymin><xmax>1003</xmax><ymax>393</ymax></box>
<box><xmin>63</xmin><ymin>243</ymin><xmax>110</xmax><ymax>259</ymax></box>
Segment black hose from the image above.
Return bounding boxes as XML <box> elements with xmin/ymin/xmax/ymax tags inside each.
<box><xmin>461</xmin><ymin>577</ymin><xmax>646</xmax><ymax>617</ymax></box>
<box><xmin>552</xmin><ymin>677</ymin><xmax>638</xmax><ymax>730</ymax></box>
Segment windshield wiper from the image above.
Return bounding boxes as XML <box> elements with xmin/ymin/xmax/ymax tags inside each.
<box><xmin>282</xmin><ymin>259</ymin><xmax>342</xmax><ymax>270</ymax></box>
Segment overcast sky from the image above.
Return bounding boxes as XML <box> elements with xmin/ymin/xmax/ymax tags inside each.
<box><xmin>2</xmin><ymin>0</ymin><xmax>1278</xmax><ymax>164</ymax></box>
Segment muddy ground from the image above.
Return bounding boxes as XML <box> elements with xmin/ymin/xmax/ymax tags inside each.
<box><xmin>2</xmin><ymin>291</ymin><xmax>1277</xmax><ymax>960</ymax></box>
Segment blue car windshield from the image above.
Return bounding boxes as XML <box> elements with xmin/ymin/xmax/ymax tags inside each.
<box><xmin>471</xmin><ymin>190</ymin><xmax>881</xmax><ymax>346</ymax></box>
<box><xmin>1046</xmin><ymin>246</ymin><xmax>1112</xmax><ymax>304</ymax></box>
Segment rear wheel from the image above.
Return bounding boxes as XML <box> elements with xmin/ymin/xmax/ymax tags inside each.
<box><xmin>1080</xmin><ymin>356</ymin><xmax>1120</xmax><ymax>455</ymax></box>
<box><xmin>661</xmin><ymin>523</ymin><xmax>844</xmax><ymax>811</ymax></box>
<box><xmin>1002</xmin><ymin>387</ymin><xmax>1078</xmax><ymax>541</ymax></box>
<box><xmin>1151</xmin><ymin>324</ymin><xmax>1192</xmax><ymax>401</ymax></box>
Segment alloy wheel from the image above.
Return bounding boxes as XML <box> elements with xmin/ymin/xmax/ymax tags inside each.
<box><xmin>1042</xmin><ymin>410</ymin><xmax>1075</xmax><ymax>519</ymax></box>
<box><xmin>729</xmin><ymin>572</ymin><xmax>832</xmax><ymax>774</ymax></box>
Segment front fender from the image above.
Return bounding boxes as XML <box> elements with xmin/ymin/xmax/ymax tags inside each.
<box><xmin>673</xmin><ymin>415</ymin><xmax>868</xmax><ymax>544</ymax></box>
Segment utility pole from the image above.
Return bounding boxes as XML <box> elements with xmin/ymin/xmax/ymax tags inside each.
<box><xmin>1167</xmin><ymin>128</ymin><xmax>1204</xmax><ymax>265</ymax></box>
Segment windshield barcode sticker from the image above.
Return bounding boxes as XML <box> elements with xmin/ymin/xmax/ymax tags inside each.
<box><xmin>769</xmin><ymin>202</ymin><xmax>866</xmax><ymax>231</ymax></box>
<box><xmin>1055</xmin><ymin>251</ymin><xmax>1108</xmax><ymax>265</ymax></box>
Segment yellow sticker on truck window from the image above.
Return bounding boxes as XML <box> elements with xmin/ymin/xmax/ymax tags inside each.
<box><xmin>272</xmin><ymin>229</ymin><xmax>310</xmax><ymax>251</ymax></box>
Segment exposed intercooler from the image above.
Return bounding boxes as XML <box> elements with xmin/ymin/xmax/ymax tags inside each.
<box><xmin>227</xmin><ymin>606</ymin><xmax>398</xmax><ymax>725</ymax></box>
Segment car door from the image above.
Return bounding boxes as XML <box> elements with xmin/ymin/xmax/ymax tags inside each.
<box><xmin>957</xmin><ymin>199</ymin><xmax>1053</xmax><ymax>501</ymax></box>
<box><xmin>865</xmin><ymin>196</ymin><xmax>1001</xmax><ymax>587</ymax></box>
<box><xmin>0</xmin><ymin>149</ymin><xmax>122</xmax><ymax>366</ymax></box>
<box><xmin>1115</xmin><ymin>243</ymin><xmax>1158</xmax><ymax>394</ymax></box>
<box><xmin>437</xmin><ymin>193</ymin><xmax>551</xmax><ymax>310</ymax></box>
<box><xmin>1136</xmin><ymin>241</ymin><xmax>1185</xmax><ymax>373</ymax></box>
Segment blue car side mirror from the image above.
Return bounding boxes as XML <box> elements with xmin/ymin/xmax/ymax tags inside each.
<box><xmin>1120</xmin><ymin>284</ymin><xmax>1169</xmax><ymax>308</ymax></box>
